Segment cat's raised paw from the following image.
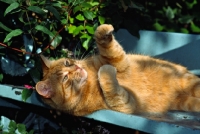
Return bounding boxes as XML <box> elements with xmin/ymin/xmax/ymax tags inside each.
<box><xmin>94</xmin><ymin>24</ymin><xmax>114</xmax><ymax>45</ymax></box>
<box><xmin>98</xmin><ymin>65</ymin><xmax>117</xmax><ymax>81</ymax></box>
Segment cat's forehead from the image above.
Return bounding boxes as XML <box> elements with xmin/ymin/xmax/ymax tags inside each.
<box><xmin>52</xmin><ymin>58</ymin><xmax>74</xmax><ymax>66</ymax></box>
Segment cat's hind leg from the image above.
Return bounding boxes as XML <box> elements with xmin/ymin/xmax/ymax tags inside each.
<box><xmin>171</xmin><ymin>95</ymin><xmax>200</xmax><ymax>112</ymax></box>
<box><xmin>98</xmin><ymin>65</ymin><xmax>136</xmax><ymax>114</ymax></box>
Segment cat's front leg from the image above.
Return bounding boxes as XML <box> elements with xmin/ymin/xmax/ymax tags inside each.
<box><xmin>94</xmin><ymin>24</ymin><xmax>129</xmax><ymax>72</ymax></box>
<box><xmin>98</xmin><ymin>65</ymin><xmax>136</xmax><ymax>114</ymax></box>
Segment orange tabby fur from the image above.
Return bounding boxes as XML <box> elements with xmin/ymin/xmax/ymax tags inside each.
<box><xmin>36</xmin><ymin>24</ymin><xmax>200</xmax><ymax>116</ymax></box>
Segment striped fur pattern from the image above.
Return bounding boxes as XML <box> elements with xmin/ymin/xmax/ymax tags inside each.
<box><xmin>36</xmin><ymin>24</ymin><xmax>200</xmax><ymax>116</ymax></box>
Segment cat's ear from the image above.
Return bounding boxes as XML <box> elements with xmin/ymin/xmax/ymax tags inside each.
<box><xmin>40</xmin><ymin>54</ymin><xmax>51</xmax><ymax>70</ymax></box>
<box><xmin>36</xmin><ymin>80</ymin><xmax>54</xmax><ymax>98</ymax></box>
<box><xmin>39</xmin><ymin>55</ymin><xmax>53</xmax><ymax>76</ymax></box>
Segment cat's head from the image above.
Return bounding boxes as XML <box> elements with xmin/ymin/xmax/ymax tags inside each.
<box><xmin>35</xmin><ymin>55</ymin><xmax>88</xmax><ymax>111</ymax></box>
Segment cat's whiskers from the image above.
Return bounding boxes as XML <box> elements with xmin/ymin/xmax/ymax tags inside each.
<box><xmin>73</xmin><ymin>41</ymin><xmax>80</xmax><ymax>60</ymax></box>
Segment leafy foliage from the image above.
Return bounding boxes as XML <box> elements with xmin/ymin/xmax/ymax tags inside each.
<box><xmin>0</xmin><ymin>0</ymin><xmax>107</xmax><ymax>78</ymax></box>
<box><xmin>0</xmin><ymin>116</ymin><xmax>34</xmax><ymax>134</ymax></box>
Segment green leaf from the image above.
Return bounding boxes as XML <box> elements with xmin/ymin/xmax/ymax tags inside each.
<box><xmin>98</xmin><ymin>16</ymin><xmax>105</xmax><ymax>24</ymax></box>
<box><xmin>69</xmin><ymin>17</ymin><xmax>74</xmax><ymax>23</ymax></box>
<box><xmin>35</xmin><ymin>25</ymin><xmax>62</xmax><ymax>49</ymax></box>
<box><xmin>45</xmin><ymin>6</ymin><xmax>61</xmax><ymax>20</ymax></box>
<box><xmin>83</xmin><ymin>11</ymin><xmax>94</xmax><ymax>20</ymax></box>
<box><xmin>82</xmin><ymin>36</ymin><xmax>91</xmax><ymax>50</ymax></box>
<box><xmin>76</xmin><ymin>14</ymin><xmax>85</xmax><ymax>21</ymax></box>
<box><xmin>165</xmin><ymin>6</ymin><xmax>174</xmax><ymax>20</ymax></box>
<box><xmin>52</xmin><ymin>2</ymin><xmax>62</xmax><ymax>8</ymax></box>
<box><xmin>27</xmin><ymin>6</ymin><xmax>46</xmax><ymax>16</ymax></box>
<box><xmin>22</xmin><ymin>89</ymin><xmax>33</xmax><ymax>102</ymax></box>
<box><xmin>68</xmin><ymin>25</ymin><xmax>76</xmax><ymax>34</ymax></box>
<box><xmin>73</xmin><ymin>5</ymin><xmax>81</xmax><ymax>14</ymax></box>
<box><xmin>73</xmin><ymin>25</ymin><xmax>84</xmax><ymax>36</ymax></box>
<box><xmin>18</xmin><ymin>11</ymin><xmax>25</xmax><ymax>23</ymax></box>
<box><xmin>180</xmin><ymin>28</ymin><xmax>189</xmax><ymax>34</ymax></box>
<box><xmin>0</xmin><ymin>22</ymin><xmax>12</xmax><ymax>32</ymax></box>
<box><xmin>0</xmin><ymin>0</ymin><xmax>16</xmax><ymax>4</ymax></box>
<box><xmin>153</xmin><ymin>22</ymin><xmax>164</xmax><ymax>31</ymax></box>
<box><xmin>81</xmin><ymin>2</ymin><xmax>92</xmax><ymax>8</ymax></box>
<box><xmin>85</xmin><ymin>25</ymin><xmax>94</xmax><ymax>34</ymax></box>
<box><xmin>89</xmin><ymin>1</ymin><xmax>99</xmax><ymax>6</ymax></box>
<box><xmin>9</xmin><ymin>120</ymin><xmax>17</xmax><ymax>130</ymax></box>
<box><xmin>17</xmin><ymin>124</ymin><xmax>26</xmax><ymax>133</ymax></box>
<box><xmin>35</xmin><ymin>25</ymin><xmax>52</xmax><ymax>35</ymax></box>
<box><xmin>4</xmin><ymin>2</ymin><xmax>19</xmax><ymax>16</ymax></box>
<box><xmin>3</xmin><ymin>29</ymin><xmax>23</xmax><ymax>43</ymax></box>
<box><xmin>190</xmin><ymin>22</ymin><xmax>200</xmax><ymax>33</ymax></box>
<box><xmin>0</xmin><ymin>74</ymin><xmax>3</xmax><ymax>82</ymax></box>
<box><xmin>178</xmin><ymin>16</ymin><xmax>194</xmax><ymax>24</ymax></box>
<box><xmin>61</xmin><ymin>19</ymin><xmax>67</xmax><ymax>25</ymax></box>
<box><xmin>49</xmin><ymin>31</ymin><xmax>62</xmax><ymax>49</ymax></box>
<box><xmin>80</xmin><ymin>33</ymin><xmax>90</xmax><ymax>39</ymax></box>
<box><xmin>28</xmin><ymin>130</ymin><xmax>34</xmax><ymax>134</ymax></box>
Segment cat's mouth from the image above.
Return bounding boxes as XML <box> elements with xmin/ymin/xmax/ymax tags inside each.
<box><xmin>74</xmin><ymin>65</ymin><xmax>88</xmax><ymax>85</ymax></box>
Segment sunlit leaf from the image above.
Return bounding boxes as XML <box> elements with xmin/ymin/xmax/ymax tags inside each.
<box><xmin>89</xmin><ymin>1</ymin><xmax>99</xmax><ymax>6</ymax></box>
<box><xmin>98</xmin><ymin>16</ymin><xmax>105</xmax><ymax>24</ymax></box>
<box><xmin>0</xmin><ymin>22</ymin><xmax>12</xmax><ymax>32</ymax></box>
<box><xmin>82</xmin><ymin>36</ymin><xmax>91</xmax><ymax>50</ymax></box>
<box><xmin>85</xmin><ymin>25</ymin><xmax>94</xmax><ymax>34</ymax></box>
<box><xmin>69</xmin><ymin>17</ymin><xmax>74</xmax><ymax>23</ymax></box>
<box><xmin>27</xmin><ymin>6</ymin><xmax>46</xmax><ymax>16</ymax></box>
<box><xmin>45</xmin><ymin>6</ymin><xmax>61</xmax><ymax>20</ymax></box>
<box><xmin>3</xmin><ymin>29</ymin><xmax>23</xmax><ymax>43</ymax></box>
<box><xmin>4</xmin><ymin>2</ymin><xmax>19</xmax><ymax>16</ymax></box>
<box><xmin>76</xmin><ymin>14</ymin><xmax>85</xmax><ymax>21</ymax></box>
<box><xmin>68</xmin><ymin>25</ymin><xmax>76</xmax><ymax>33</ymax></box>
<box><xmin>21</xmin><ymin>89</ymin><xmax>33</xmax><ymax>102</ymax></box>
<box><xmin>73</xmin><ymin>25</ymin><xmax>84</xmax><ymax>36</ymax></box>
<box><xmin>80</xmin><ymin>33</ymin><xmax>90</xmax><ymax>39</ymax></box>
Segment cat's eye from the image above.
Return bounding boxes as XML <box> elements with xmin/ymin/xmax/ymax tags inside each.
<box><xmin>65</xmin><ymin>60</ymin><xmax>71</xmax><ymax>67</ymax></box>
<box><xmin>63</xmin><ymin>75</ymin><xmax>68</xmax><ymax>82</ymax></box>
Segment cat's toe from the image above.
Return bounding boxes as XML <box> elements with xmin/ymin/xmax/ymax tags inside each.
<box><xmin>94</xmin><ymin>24</ymin><xmax>114</xmax><ymax>45</ymax></box>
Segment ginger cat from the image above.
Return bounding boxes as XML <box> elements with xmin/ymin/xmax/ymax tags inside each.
<box><xmin>36</xmin><ymin>24</ymin><xmax>200</xmax><ymax>116</ymax></box>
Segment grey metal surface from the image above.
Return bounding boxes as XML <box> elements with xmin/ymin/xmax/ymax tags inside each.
<box><xmin>86</xmin><ymin>110</ymin><xmax>200</xmax><ymax>134</ymax></box>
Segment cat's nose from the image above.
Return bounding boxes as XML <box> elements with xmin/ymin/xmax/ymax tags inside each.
<box><xmin>74</xmin><ymin>65</ymin><xmax>81</xmax><ymax>70</ymax></box>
